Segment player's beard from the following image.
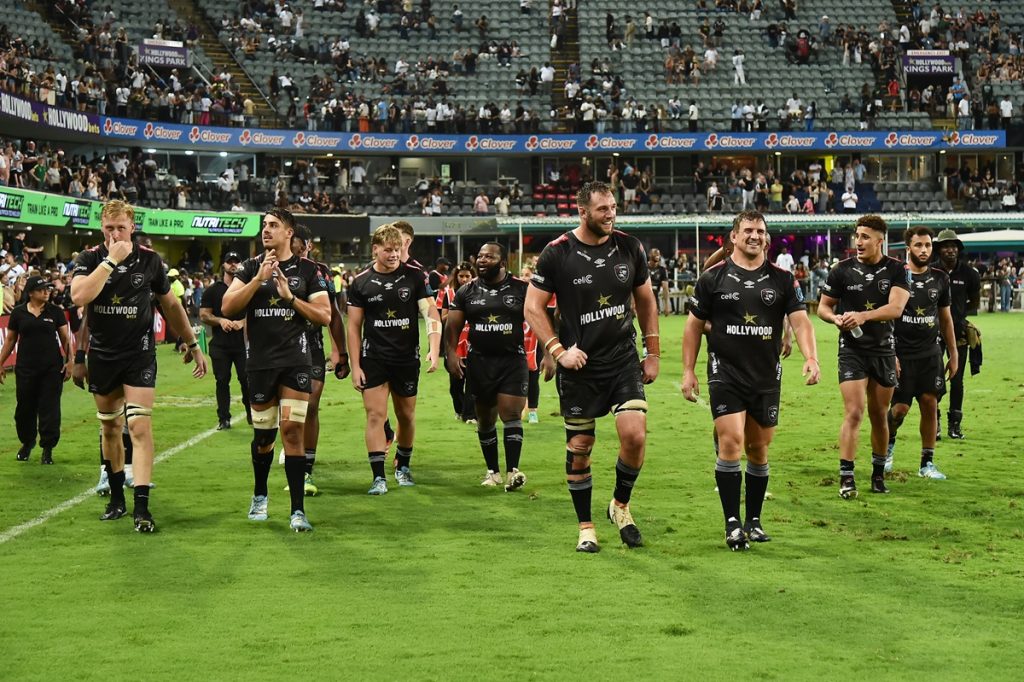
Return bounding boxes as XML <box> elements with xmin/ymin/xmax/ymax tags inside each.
<box><xmin>909</xmin><ymin>251</ymin><xmax>931</xmax><ymax>269</ymax></box>
<box><xmin>477</xmin><ymin>262</ymin><xmax>502</xmax><ymax>282</ymax></box>
<box><xmin>584</xmin><ymin>212</ymin><xmax>613</xmax><ymax>239</ymax></box>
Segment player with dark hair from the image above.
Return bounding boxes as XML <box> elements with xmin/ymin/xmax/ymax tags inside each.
<box><xmin>283</xmin><ymin>224</ymin><xmax>349</xmax><ymax>496</ymax></box>
<box><xmin>438</xmin><ymin>261</ymin><xmax>476</xmax><ymax>421</ymax></box>
<box><xmin>885</xmin><ymin>226</ymin><xmax>958</xmax><ymax>479</ymax></box>
<box><xmin>446</xmin><ymin>242</ymin><xmax>530</xmax><ymax>490</ymax></box>
<box><xmin>71</xmin><ymin>199</ymin><xmax>207</xmax><ymax>532</ymax></box>
<box><xmin>347</xmin><ymin>224</ymin><xmax>441</xmax><ymax>495</ymax></box>
<box><xmin>818</xmin><ymin>215</ymin><xmax>911</xmax><ymax>499</ymax></box>
<box><xmin>682</xmin><ymin>211</ymin><xmax>819</xmax><ymax>549</ymax></box>
<box><xmin>932</xmin><ymin>229</ymin><xmax>980</xmax><ymax>440</ymax></box>
<box><xmin>525</xmin><ymin>180</ymin><xmax>660</xmax><ymax>553</ymax></box>
<box><xmin>222</xmin><ymin>207</ymin><xmax>331</xmax><ymax>532</ymax></box>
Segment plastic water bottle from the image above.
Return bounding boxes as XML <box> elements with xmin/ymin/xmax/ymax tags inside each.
<box><xmin>850</xmin><ymin>325</ymin><xmax>864</xmax><ymax>339</ymax></box>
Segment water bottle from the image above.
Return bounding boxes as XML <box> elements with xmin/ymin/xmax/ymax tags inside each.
<box><xmin>850</xmin><ymin>325</ymin><xmax>864</xmax><ymax>339</ymax></box>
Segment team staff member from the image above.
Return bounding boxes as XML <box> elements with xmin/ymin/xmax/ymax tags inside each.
<box><xmin>682</xmin><ymin>212</ymin><xmax>819</xmax><ymax>550</ymax></box>
<box><xmin>818</xmin><ymin>215</ymin><xmax>911</xmax><ymax>499</ymax></box>
<box><xmin>886</xmin><ymin>227</ymin><xmax>957</xmax><ymax>479</ymax></box>
<box><xmin>288</xmin><ymin>224</ymin><xmax>349</xmax><ymax>496</ymax></box>
<box><xmin>932</xmin><ymin>229</ymin><xmax>980</xmax><ymax>440</ymax></box>
<box><xmin>446</xmin><ymin>243</ymin><xmax>529</xmax><ymax>491</ymax></box>
<box><xmin>0</xmin><ymin>276</ymin><xmax>73</xmax><ymax>464</ymax></box>
<box><xmin>71</xmin><ymin>199</ymin><xmax>206</xmax><ymax>533</ymax></box>
<box><xmin>525</xmin><ymin>181</ymin><xmax>660</xmax><ymax>553</ymax></box>
<box><xmin>347</xmin><ymin>224</ymin><xmax>441</xmax><ymax>495</ymax></box>
<box><xmin>223</xmin><ymin>208</ymin><xmax>330</xmax><ymax>532</ymax></box>
<box><xmin>200</xmin><ymin>251</ymin><xmax>251</xmax><ymax>431</ymax></box>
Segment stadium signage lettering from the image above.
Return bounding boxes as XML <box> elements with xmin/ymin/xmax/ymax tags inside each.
<box><xmin>538</xmin><ymin>138</ymin><xmax>576</xmax><ymax>150</ymax></box>
<box><xmin>478</xmin><ymin>138</ymin><xmax>517</xmax><ymax>150</ymax></box>
<box><xmin>596</xmin><ymin>137</ymin><xmax>637</xmax><ymax>150</ymax></box>
<box><xmin>956</xmin><ymin>133</ymin><xmax>1000</xmax><ymax>146</ymax></box>
<box><xmin>895</xmin><ymin>134</ymin><xmax>935</xmax><ymax>146</ymax></box>
<box><xmin>43</xmin><ymin>109</ymin><xmax>95</xmax><ymax>133</ymax></box>
<box><xmin>302</xmin><ymin>134</ymin><xmax>344</xmax><ymax>148</ymax></box>
<box><xmin>0</xmin><ymin>93</ymin><xmax>33</xmax><ymax>121</ymax></box>
<box><xmin>652</xmin><ymin>136</ymin><xmax>697</xmax><ymax>149</ymax></box>
<box><xmin>195</xmin><ymin>130</ymin><xmax>232</xmax><ymax>144</ymax></box>
<box><xmin>835</xmin><ymin>134</ymin><xmax>876</xmax><ymax>147</ymax></box>
<box><xmin>776</xmin><ymin>135</ymin><xmax>816</xmax><ymax>147</ymax></box>
<box><xmin>711</xmin><ymin>135</ymin><xmax>757</xmax><ymax>148</ymax></box>
<box><xmin>418</xmin><ymin>137</ymin><xmax>457</xmax><ymax>150</ymax></box>
<box><xmin>145</xmin><ymin>125</ymin><xmax>184</xmax><ymax>141</ymax></box>
<box><xmin>251</xmin><ymin>132</ymin><xmax>286</xmax><ymax>145</ymax></box>
<box><xmin>104</xmin><ymin>119</ymin><xmax>140</xmax><ymax>136</ymax></box>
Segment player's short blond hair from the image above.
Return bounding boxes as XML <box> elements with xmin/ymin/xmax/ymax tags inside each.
<box><xmin>372</xmin><ymin>224</ymin><xmax>403</xmax><ymax>247</ymax></box>
<box><xmin>101</xmin><ymin>199</ymin><xmax>135</xmax><ymax>224</ymax></box>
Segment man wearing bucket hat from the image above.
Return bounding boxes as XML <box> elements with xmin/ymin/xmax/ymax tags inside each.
<box><xmin>932</xmin><ymin>228</ymin><xmax>980</xmax><ymax>440</ymax></box>
<box><xmin>200</xmin><ymin>251</ymin><xmax>251</xmax><ymax>431</ymax></box>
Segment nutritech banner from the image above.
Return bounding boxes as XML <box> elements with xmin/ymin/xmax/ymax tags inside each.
<box><xmin>0</xmin><ymin>91</ymin><xmax>1007</xmax><ymax>153</ymax></box>
<box><xmin>0</xmin><ymin>186</ymin><xmax>261</xmax><ymax>236</ymax></box>
<box><xmin>138</xmin><ymin>39</ymin><xmax>190</xmax><ymax>69</ymax></box>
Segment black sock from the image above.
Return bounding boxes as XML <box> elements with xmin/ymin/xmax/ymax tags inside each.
<box><xmin>251</xmin><ymin>442</ymin><xmax>273</xmax><ymax>497</ymax></box>
<box><xmin>871</xmin><ymin>453</ymin><xmax>886</xmax><ymax>478</ymax></box>
<box><xmin>920</xmin><ymin>448</ymin><xmax>934</xmax><ymax>468</ymax></box>
<box><xmin>477</xmin><ymin>427</ymin><xmax>500</xmax><ymax>472</ymax></box>
<box><xmin>712</xmin><ymin>428</ymin><xmax>720</xmax><ymax>456</ymax></box>
<box><xmin>840</xmin><ymin>459</ymin><xmax>854</xmax><ymax>477</ymax></box>
<box><xmin>133</xmin><ymin>485</ymin><xmax>150</xmax><ymax>515</ymax></box>
<box><xmin>122</xmin><ymin>425</ymin><xmax>133</xmax><ymax>465</ymax></box>
<box><xmin>102</xmin><ymin>458</ymin><xmax>111</xmax><ymax>474</ymax></box>
<box><xmin>304</xmin><ymin>449</ymin><xmax>316</xmax><ymax>475</ymax></box>
<box><xmin>284</xmin><ymin>456</ymin><xmax>305</xmax><ymax>513</ymax></box>
<box><xmin>503</xmin><ymin>420</ymin><xmax>523</xmax><ymax>472</ymax></box>
<box><xmin>568</xmin><ymin>476</ymin><xmax>593</xmax><ymax>524</ymax></box>
<box><xmin>395</xmin><ymin>446</ymin><xmax>412</xmax><ymax>470</ymax></box>
<box><xmin>109</xmin><ymin>470</ymin><xmax>126</xmax><ymax>505</ymax></box>
<box><xmin>887</xmin><ymin>409</ymin><xmax>899</xmax><ymax>445</ymax></box>
<box><xmin>745</xmin><ymin>462</ymin><xmax>770</xmax><ymax>524</ymax></box>
<box><xmin>368</xmin><ymin>451</ymin><xmax>386</xmax><ymax>479</ymax></box>
<box><xmin>383</xmin><ymin>418</ymin><xmax>395</xmax><ymax>443</ymax></box>
<box><xmin>714</xmin><ymin>458</ymin><xmax>742</xmax><ymax>523</ymax></box>
<box><xmin>614</xmin><ymin>457</ymin><xmax>641</xmax><ymax>505</ymax></box>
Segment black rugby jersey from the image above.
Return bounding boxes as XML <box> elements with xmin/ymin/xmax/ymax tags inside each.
<box><xmin>451</xmin><ymin>274</ymin><xmax>528</xmax><ymax>356</ymax></box>
<box><xmin>347</xmin><ymin>261</ymin><xmax>429</xmax><ymax>362</ymax></box>
<box><xmin>531</xmin><ymin>230</ymin><xmax>649</xmax><ymax>377</ymax></box>
<box><xmin>691</xmin><ymin>258</ymin><xmax>804</xmax><ymax>391</ymax></box>
<box><xmin>201</xmin><ymin>280</ymin><xmax>245</xmax><ymax>352</ymax></box>
<box><xmin>73</xmin><ymin>244</ymin><xmax>170</xmax><ymax>361</ymax></box>
<box><xmin>821</xmin><ymin>256</ymin><xmax>911</xmax><ymax>356</ymax></box>
<box><xmin>235</xmin><ymin>253</ymin><xmax>328</xmax><ymax>370</ymax></box>
<box><xmin>7</xmin><ymin>302</ymin><xmax>66</xmax><ymax>370</ymax></box>
<box><xmin>895</xmin><ymin>267</ymin><xmax>950</xmax><ymax>359</ymax></box>
<box><xmin>933</xmin><ymin>260</ymin><xmax>980</xmax><ymax>340</ymax></box>
<box><xmin>650</xmin><ymin>264</ymin><xmax>669</xmax><ymax>292</ymax></box>
<box><xmin>306</xmin><ymin>261</ymin><xmax>337</xmax><ymax>354</ymax></box>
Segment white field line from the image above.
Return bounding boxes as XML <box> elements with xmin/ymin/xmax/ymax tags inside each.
<box><xmin>0</xmin><ymin>415</ymin><xmax>244</xmax><ymax>545</ymax></box>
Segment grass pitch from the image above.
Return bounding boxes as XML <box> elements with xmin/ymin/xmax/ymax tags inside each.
<box><xmin>1</xmin><ymin>314</ymin><xmax>1022</xmax><ymax>680</ymax></box>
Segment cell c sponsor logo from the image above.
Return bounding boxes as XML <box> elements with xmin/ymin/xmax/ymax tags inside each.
<box><xmin>720</xmin><ymin>292</ymin><xmax>740</xmax><ymax>300</ymax></box>
<box><xmin>573</xmin><ymin>274</ymin><xmax>593</xmax><ymax>285</ymax></box>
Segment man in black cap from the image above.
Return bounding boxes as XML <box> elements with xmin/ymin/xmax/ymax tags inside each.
<box><xmin>429</xmin><ymin>256</ymin><xmax>452</xmax><ymax>294</ymax></box>
<box><xmin>200</xmin><ymin>251</ymin><xmax>251</xmax><ymax>430</ymax></box>
<box><xmin>932</xmin><ymin>229</ymin><xmax>980</xmax><ymax>439</ymax></box>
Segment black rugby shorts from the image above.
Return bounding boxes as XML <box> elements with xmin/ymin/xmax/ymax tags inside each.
<box><xmin>838</xmin><ymin>349</ymin><xmax>898</xmax><ymax>387</ymax></box>
<box><xmin>247</xmin><ymin>365</ymin><xmax>313</xmax><ymax>404</ymax></box>
<box><xmin>466</xmin><ymin>353</ymin><xmax>528</xmax><ymax>402</ymax></box>
<box><xmin>309</xmin><ymin>343</ymin><xmax>326</xmax><ymax>382</ymax></box>
<box><xmin>892</xmin><ymin>352</ymin><xmax>946</xmax><ymax>404</ymax></box>
<box><xmin>556</xmin><ymin>357</ymin><xmax>645</xmax><ymax>420</ymax></box>
<box><xmin>707</xmin><ymin>381</ymin><xmax>781</xmax><ymax>427</ymax></box>
<box><xmin>88</xmin><ymin>353</ymin><xmax>157</xmax><ymax>396</ymax></box>
<box><xmin>360</xmin><ymin>357</ymin><xmax>420</xmax><ymax>397</ymax></box>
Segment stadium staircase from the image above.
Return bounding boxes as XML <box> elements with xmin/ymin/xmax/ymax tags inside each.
<box><xmin>550</xmin><ymin>3</ymin><xmax>582</xmax><ymax>131</ymax></box>
<box><xmin>172</xmin><ymin>0</ymin><xmax>281</xmax><ymax>127</ymax></box>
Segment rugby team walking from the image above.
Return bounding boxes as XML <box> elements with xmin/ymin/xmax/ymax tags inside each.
<box><xmin>3</xmin><ymin>188</ymin><xmax>978</xmax><ymax>550</ymax></box>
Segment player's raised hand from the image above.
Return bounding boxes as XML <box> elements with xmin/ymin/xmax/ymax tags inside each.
<box><xmin>107</xmin><ymin>238</ymin><xmax>132</xmax><ymax>265</ymax></box>
<box><xmin>271</xmin><ymin>263</ymin><xmax>292</xmax><ymax>299</ymax></box>
<box><xmin>681</xmin><ymin>369</ymin><xmax>700</xmax><ymax>402</ymax></box>
<box><xmin>258</xmin><ymin>250</ymin><xmax>277</xmax><ymax>282</ymax></box>
<box><xmin>802</xmin><ymin>358</ymin><xmax>820</xmax><ymax>385</ymax></box>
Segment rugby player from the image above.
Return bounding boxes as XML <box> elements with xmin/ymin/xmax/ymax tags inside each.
<box><xmin>285</xmin><ymin>224</ymin><xmax>349</xmax><ymax>496</ymax></box>
<box><xmin>71</xmin><ymin>200</ymin><xmax>207</xmax><ymax>533</ymax></box>
<box><xmin>817</xmin><ymin>215</ymin><xmax>911</xmax><ymax>499</ymax></box>
<box><xmin>446</xmin><ymin>243</ymin><xmax>529</xmax><ymax>491</ymax></box>
<box><xmin>885</xmin><ymin>227</ymin><xmax>958</xmax><ymax>479</ymax></box>
<box><xmin>347</xmin><ymin>224</ymin><xmax>441</xmax><ymax>495</ymax></box>
<box><xmin>525</xmin><ymin>180</ymin><xmax>660</xmax><ymax>553</ymax></box>
<box><xmin>682</xmin><ymin>211</ymin><xmax>820</xmax><ymax>550</ymax></box>
<box><xmin>222</xmin><ymin>208</ymin><xmax>330</xmax><ymax>532</ymax></box>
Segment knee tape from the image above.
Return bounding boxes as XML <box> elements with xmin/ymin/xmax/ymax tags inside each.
<box><xmin>613</xmin><ymin>398</ymin><xmax>649</xmax><ymax>415</ymax></box>
<box><xmin>565</xmin><ymin>451</ymin><xmax>592</xmax><ymax>476</ymax></box>
<box><xmin>253</xmin><ymin>428</ymin><xmax>278</xmax><ymax>449</ymax></box>
<box><xmin>280</xmin><ymin>398</ymin><xmax>308</xmax><ymax>423</ymax></box>
<box><xmin>564</xmin><ymin>417</ymin><xmax>596</xmax><ymax>442</ymax></box>
<box><xmin>125</xmin><ymin>403</ymin><xmax>153</xmax><ymax>421</ymax></box>
<box><xmin>96</xmin><ymin>406</ymin><xmax>124</xmax><ymax>422</ymax></box>
<box><xmin>251</xmin><ymin>404</ymin><xmax>280</xmax><ymax>430</ymax></box>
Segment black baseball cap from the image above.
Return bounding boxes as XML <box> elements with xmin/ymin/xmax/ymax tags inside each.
<box><xmin>222</xmin><ymin>251</ymin><xmax>242</xmax><ymax>263</ymax></box>
<box><xmin>25</xmin><ymin>276</ymin><xmax>54</xmax><ymax>292</ymax></box>
<box><xmin>436</xmin><ymin>257</ymin><xmax>452</xmax><ymax>267</ymax></box>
